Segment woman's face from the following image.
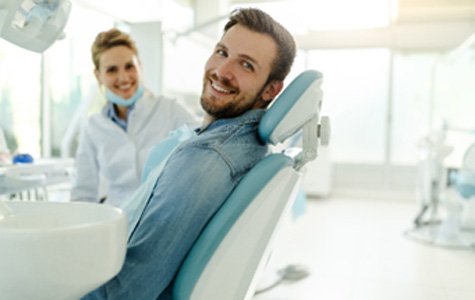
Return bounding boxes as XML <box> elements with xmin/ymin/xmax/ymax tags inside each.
<box><xmin>94</xmin><ymin>45</ymin><xmax>141</xmax><ymax>100</ymax></box>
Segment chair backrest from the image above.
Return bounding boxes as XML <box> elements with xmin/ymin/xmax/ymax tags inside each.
<box><xmin>463</xmin><ymin>143</ymin><xmax>475</xmax><ymax>171</ymax></box>
<box><xmin>454</xmin><ymin>143</ymin><xmax>475</xmax><ymax>198</ymax></box>
<box><xmin>172</xmin><ymin>70</ymin><xmax>326</xmax><ymax>300</ymax></box>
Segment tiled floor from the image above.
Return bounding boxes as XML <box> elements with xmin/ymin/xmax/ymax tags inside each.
<box><xmin>253</xmin><ymin>197</ymin><xmax>475</xmax><ymax>300</ymax></box>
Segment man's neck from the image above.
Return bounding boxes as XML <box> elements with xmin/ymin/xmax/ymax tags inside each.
<box><xmin>201</xmin><ymin>113</ymin><xmax>215</xmax><ymax>129</ymax></box>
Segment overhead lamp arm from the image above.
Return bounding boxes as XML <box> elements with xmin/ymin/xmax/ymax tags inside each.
<box><xmin>0</xmin><ymin>0</ymin><xmax>71</xmax><ymax>53</ymax></box>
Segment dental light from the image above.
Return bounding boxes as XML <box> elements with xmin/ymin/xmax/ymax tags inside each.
<box><xmin>0</xmin><ymin>0</ymin><xmax>71</xmax><ymax>53</ymax></box>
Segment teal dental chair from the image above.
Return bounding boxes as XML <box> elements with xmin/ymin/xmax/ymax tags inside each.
<box><xmin>172</xmin><ymin>70</ymin><xmax>330</xmax><ymax>300</ymax></box>
<box><xmin>452</xmin><ymin>144</ymin><xmax>475</xmax><ymax>198</ymax></box>
<box><xmin>451</xmin><ymin>143</ymin><xmax>475</xmax><ymax>233</ymax></box>
<box><xmin>407</xmin><ymin>136</ymin><xmax>475</xmax><ymax>250</ymax></box>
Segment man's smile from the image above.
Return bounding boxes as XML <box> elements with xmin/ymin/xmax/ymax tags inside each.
<box><xmin>211</xmin><ymin>80</ymin><xmax>236</xmax><ymax>94</ymax></box>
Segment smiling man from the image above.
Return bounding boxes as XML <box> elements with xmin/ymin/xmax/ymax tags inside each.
<box><xmin>82</xmin><ymin>7</ymin><xmax>296</xmax><ymax>300</ymax></box>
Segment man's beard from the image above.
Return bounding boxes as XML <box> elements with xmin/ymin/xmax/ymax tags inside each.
<box><xmin>200</xmin><ymin>78</ymin><xmax>268</xmax><ymax>119</ymax></box>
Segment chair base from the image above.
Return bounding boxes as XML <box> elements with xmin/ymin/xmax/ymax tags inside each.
<box><xmin>405</xmin><ymin>223</ymin><xmax>475</xmax><ymax>250</ymax></box>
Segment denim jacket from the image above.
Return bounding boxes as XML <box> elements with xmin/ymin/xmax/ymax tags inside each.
<box><xmin>82</xmin><ymin>109</ymin><xmax>269</xmax><ymax>300</ymax></box>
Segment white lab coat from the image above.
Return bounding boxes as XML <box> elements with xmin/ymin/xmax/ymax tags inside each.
<box><xmin>70</xmin><ymin>91</ymin><xmax>198</xmax><ymax>207</ymax></box>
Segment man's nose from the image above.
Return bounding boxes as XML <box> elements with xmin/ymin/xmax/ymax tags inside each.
<box><xmin>214</xmin><ymin>60</ymin><xmax>235</xmax><ymax>81</ymax></box>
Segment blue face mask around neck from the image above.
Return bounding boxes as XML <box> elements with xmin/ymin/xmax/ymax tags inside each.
<box><xmin>105</xmin><ymin>85</ymin><xmax>144</xmax><ymax>107</ymax></box>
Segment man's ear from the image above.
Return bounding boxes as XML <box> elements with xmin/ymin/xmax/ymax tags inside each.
<box><xmin>261</xmin><ymin>80</ymin><xmax>284</xmax><ymax>102</ymax></box>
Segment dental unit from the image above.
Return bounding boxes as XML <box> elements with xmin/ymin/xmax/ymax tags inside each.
<box><xmin>0</xmin><ymin>2</ymin><xmax>128</xmax><ymax>300</ymax></box>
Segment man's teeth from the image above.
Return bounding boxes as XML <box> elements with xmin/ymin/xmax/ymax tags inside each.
<box><xmin>212</xmin><ymin>82</ymin><xmax>232</xmax><ymax>94</ymax></box>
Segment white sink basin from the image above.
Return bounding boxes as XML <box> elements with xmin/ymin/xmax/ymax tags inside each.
<box><xmin>0</xmin><ymin>201</ymin><xmax>127</xmax><ymax>300</ymax></box>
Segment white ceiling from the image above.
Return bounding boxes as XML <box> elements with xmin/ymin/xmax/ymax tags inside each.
<box><xmin>397</xmin><ymin>0</ymin><xmax>475</xmax><ymax>22</ymax></box>
<box><xmin>73</xmin><ymin>0</ymin><xmax>475</xmax><ymax>51</ymax></box>
<box><xmin>74</xmin><ymin>0</ymin><xmax>475</xmax><ymax>24</ymax></box>
<box><xmin>74</xmin><ymin>0</ymin><xmax>166</xmax><ymax>22</ymax></box>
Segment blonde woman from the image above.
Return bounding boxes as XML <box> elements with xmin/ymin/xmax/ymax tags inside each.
<box><xmin>71</xmin><ymin>28</ymin><xmax>197</xmax><ymax>207</ymax></box>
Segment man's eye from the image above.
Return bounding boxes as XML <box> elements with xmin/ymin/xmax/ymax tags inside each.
<box><xmin>216</xmin><ymin>49</ymin><xmax>227</xmax><ymax>57</ymax></box>
<box><xmin>242</xmin><ymin>61</ymin><xmax>254</xmax><ymax>71</ymax></box>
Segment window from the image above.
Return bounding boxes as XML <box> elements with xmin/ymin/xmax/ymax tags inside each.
<box><xmin>391</xmin><ymin>52</ymin><xmax>439</xmax><ymax>165</ymax></box>
<box><xmin>306</xmin><ymin>48</ymin><xmax>390</xmax><ymax>163</ymax></box>
<box><xmin>0</xmin><ymin>5</ymin><xmax>115</xmax><ymax>158</ymax></box>
<box><xmin>0</xmin><ymin>41</ymin><xmax>41</xmax><ymax>155</ymax></box>
<box><xmin>162</xmin><ymin>36</ymin><xmax>210</xmax><ymax>116</ymax></box>
<box><xmin>232</xmin><ymin>0</ymin><xmax>392</xmax><ymax>32</ymax></box>
<box><xmin>391</xmin><ymin>50</ymin><xmax>475</xmax><ymax>166</ymax></box>
<box><xmin>44</xmin><ymin>6</ymin><xmax>114</xmax><ymax>157</ymax></box>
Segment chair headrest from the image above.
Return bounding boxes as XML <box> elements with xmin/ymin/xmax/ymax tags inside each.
<box><xmin>259</xmin><ymin>70</ymin><xmax>323</xmax><ymax>145</ymax></box>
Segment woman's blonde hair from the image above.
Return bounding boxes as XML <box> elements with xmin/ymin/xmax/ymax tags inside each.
<box><xmin>91</xmin><ymin>28</ymin><xmax>138</xmax><ymax>70</ymax></box>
